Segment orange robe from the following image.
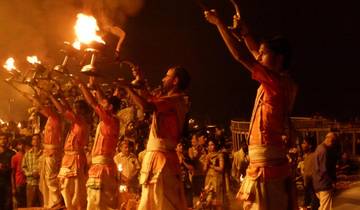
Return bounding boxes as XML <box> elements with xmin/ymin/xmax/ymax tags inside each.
<box><xmin>137</xmin><ymin>94</ymin><xmax>189</xmax><ymax>210</ymax></box>
<box><xmin>39</xmin><ymin>108</ymin><xmax>62</xmax><ymax>208</ymax></box>
<box><xmin>86</xmin><ymin>106</ymin><xmax>119</xmax><ymax>210</ymax></box>
<box><xmin>238</xmin><ymin>64</ymin><xmax>297</xmax><ymax>210</ymax></box>
<box><xmin>58</xmin><ymin>110</ymin><xmax>89</xmax><ymax>210</ymax></box>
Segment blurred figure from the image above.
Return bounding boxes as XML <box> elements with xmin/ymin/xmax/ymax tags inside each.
<box><xmin>313</xmin><ymin>132</ymin><xmax>338</xmax><ymax>210</ymax></box>
<box><xmin>11</xmin><ymin>138</ymin><xmax>27</xmax><ymax>208</ymax></box>
<box><xmin>203</xmin><ymin>139</ymin><xmax>226</xmax><ymax>210</ymax></box>
<box><xmin>188</xmin><ymin>134</ymin><xmax>206</xmax><ymax>197</ymax></box>
<box><xmin>22</xmin><ymin>134</ymin><xmax>43</xmax><ymax>207</ymax></box>
<box><xmin>176</xmin><ymin>142</ymin><xmax>194</xmax><ymax>208</ymax></box>
<box><xmin>0</xmin><ymin>133</ymin><xmax>15</xmax><ymax>210</ymax></box>
<box><xmin>114</xmin><ymin>140</ymin><xmax>141</xmax><ymax>193</ymax></box>
<box><xmin>301</xmin><ymin>136</ymin><xmax>319</xmax><ymax>210</ymax></box>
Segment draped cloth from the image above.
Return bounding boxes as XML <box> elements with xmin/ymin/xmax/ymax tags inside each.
<box><xmin>237</xmin><ymin>64</ymin><xmax>298</xmax><ymax>210</ymax></box>
<box><xmin>137</xmin><ymin>94</ymin><xmax>189</xmax><ymax>210</ymax></box>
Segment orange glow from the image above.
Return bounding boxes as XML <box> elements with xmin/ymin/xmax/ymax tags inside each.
<box><xmin>26</xmin><ymin>56</ymin><xmax>41</xmax><ymax>64</ymax></box>
<box><xmin>3</xmin><ymin>57</ymin><xmax>16</xmax><ymax>71</ymax></box>
<box><xmin>72</xmin><ymin>41</ymin><xmax>81</xmax><ymax>50</ymax></box>
<box><xmin>119</xmin><ymin>185</ymin><xmax>127</xmax><ymax>193</ymax></box>
<box><xmin>74</xmin><ymin>13</ymin><xmax>105</xmax><ymax>45</ymax></box>
<box><xmin>117</xmin><ymin>164</ymin><xmax>123</xmax><ymax>172</ymax></box>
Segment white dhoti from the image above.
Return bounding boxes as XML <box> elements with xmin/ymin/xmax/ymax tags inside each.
<box><xmin>39</xmin><ymin>145</ymin><xmax>62</xmax><ymax>208</ymax></box>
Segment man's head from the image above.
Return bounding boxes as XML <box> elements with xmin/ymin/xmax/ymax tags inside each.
<box><xmin>100</xmin><ymin>96</ymin><xmax>121</xmax><ymax>114</ymax></box>
<box><xmin>162</xmin><ymin>66</ymin><xmax>190</xmax><ymax>92</ymax></box>
<box><xmin>74</xmin><ymin>99</ymin><xmax>91</xmax><ymax>116</ymax></box>
<box><xmin>0</xmin><ymin>133</ymin><xmax>9</xmax><ymax>148</ymax></box>
<box><xmin>257</xmin><ymin>36</ymin><xmax>292</xmax><ymax>71</ymax></box>
<box><xmin>119</xmin><ymin>140</ymin><xmax>130</xmax><ymax>156</ymax></box>
<box><xmin>323</xmin><ymin>132</ymin><xmax>337</xmax><ymax>147</ymax></box>
<box><xmin>31</xmin><ymin>134</ymin><xmax>41</xmax><ymax>147</ymax></box>
<box><xmin>14</xmin><ymin>138</ymin><xmax>26</xmax><ymax>152</ymax></box>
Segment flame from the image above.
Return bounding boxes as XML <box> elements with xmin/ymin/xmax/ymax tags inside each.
<box><xmin>0</xmin><ymin>119</ymin><xmax>5</xmax><ymax>124</ymax></box>
<box><xmin>72</xmin><ymin>41</ymin><xmax>81</xmax><ymax>50</ymax></box>
<box><xmin>74</xmin><ymin>13</ymin><xmax>105</xmax><ymax>45</ymax></box>
<box><xmin>117</xmin><ymin>164</ymin><xmax>123</xmax><ymax>172</ymax></box>
<box><xmin>27</xmin><ymin>56</ymin><xmax>41</xmax><ymax>64</ymax></box>
<box><xmin>240</xmin><ymin>175</ymin><xmax>244</xmax><ymax>182</ymax></box>
<box><xmin>119</xmin><ymin>185</ymin><xmax>127</xmax><ymax>193</ymax></box>
<box><xmin>3</xmin><ymin>57</ymin><xmax>16</xmax><ymax>71</ymax></box>
<box><xmin>17</xmin><ymin>122</ymin><xmax>21</xmax><ymax>128</ymax></box>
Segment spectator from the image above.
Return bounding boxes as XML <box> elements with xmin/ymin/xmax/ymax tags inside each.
<box><xmin>11</xmin><ymin>138</ymin><xmax>27</xmax><ymax>208</ymax></box>
<box><xmin>0</xmin><ymin>133</ymin><xmax>15</xmax><ymax>210</ymax></box>
<box><xmin>313</xmin><ymin>132</ymin><xmax>338</xmax><ymax>210</ymax></box>
<box><xmin>22</xmin><ymin>134</ymin><xmax>43</xmax><ymax>207</ymax></box>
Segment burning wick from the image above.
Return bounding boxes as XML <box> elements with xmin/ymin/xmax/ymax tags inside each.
<box><xmin>117</xmin><ymin>164</ymin><xmax>123</xmax><ymax>172</ymax></box>
<box><xmin>119</xmin><ymin>185</ymin><xmax>127</xmax><ymax>193</ymax></box>
<box><xmin>17</xmin><ymin>122</ymin><xmax>22</xmax><ymax>128</ymax></box>
<box><xmin>26</xmin><ymin>56</ymin><xmax>41</xmax><ymax>65</ymax></box>
<box><xmin>3</xmin><ymin>57</ymin><xmax>16</xmax><ymax>71</ymax></box>
<box><xmin>74</xmin><ymin>13</ymin><xmax>105</xmax><ymax>45</ymax></box>
<box><xmin>72</xmin><ymin>41</ymin><xmax>81</xmax><ymax>50</ymax></box>
<box><xmin>0</xmin><ymin>119</ymin><xmax>6</xmax><ymax>125</ymax></box>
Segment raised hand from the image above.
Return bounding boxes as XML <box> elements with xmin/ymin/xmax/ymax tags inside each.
<box><xmin>204</xmin><ymin>9</ymin><xmax>221</xmax><ymax>25</ymax></box>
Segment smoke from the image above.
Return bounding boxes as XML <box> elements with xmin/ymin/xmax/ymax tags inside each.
<box><xmin>0</xmin><ymin>0</ymin><xmax>145</xmax><ymax>121</ymax></box>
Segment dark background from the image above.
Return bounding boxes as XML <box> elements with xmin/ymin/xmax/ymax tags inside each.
<box><xmin>0</xmin><ymin>0</ymin><xmax>359</xmax><ymax>126</ymax></box>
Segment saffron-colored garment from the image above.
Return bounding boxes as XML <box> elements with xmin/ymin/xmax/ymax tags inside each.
<box><xmin>238</xmin><ymin>64</ymin><xmax>297</xmax><ymax>210</ymax></box>
<box><xmin>39</xmin><ymin>108</ymin><xmax>62</xmax><ymax>208</ymax></box>
<box><xmin>86</xmin><ymin>105</ymin><xmax>120</xmax><ymax>210</ymax></box>
<box><xmin>58</xmin><ymin>110</ymin><xmax>89</xmax><ymax>210</ymax></box>
<box><xmin>42</xmin><ymin>107</ymin><xmax>62</xmax><ymax>156</ymax></box>
<box><xmin>138</xmin><ymin>94</ymin><xmax>189</xmax><ymax>210</ymax></box>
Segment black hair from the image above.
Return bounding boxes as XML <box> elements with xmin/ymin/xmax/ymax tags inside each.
<box><xmin>172</xmin><ymin>66</ymin><xmax>191</xmax><ymax>91</ymax></box>
<box><xmin>75</xmin><ymin>99</ymin><xmax>91</xmax><ymax>114</ymax></box>
<box><xmin>303</xmin><ymin>135</ymin><xmax>317</xmax><ymax>152</ymax></box>
<box><xmin>263</xmin><ymin>36</ymin><xmax>292</xmax><ymax>69</ymax></box>
<box><xmin>108</xmin><ymin>96</ymin><xmax>121</xmax><ymax>113</ymax></box>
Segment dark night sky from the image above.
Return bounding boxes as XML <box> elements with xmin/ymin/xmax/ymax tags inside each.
<box><xmin>120</xmin><ymin>0</ymin><xmax>360</xmax><ymax>125</ymax></box>
<box><xmin>0</xmin><ymin>0</ymin><xmax>359</xmax><ymax>126</ymax></box>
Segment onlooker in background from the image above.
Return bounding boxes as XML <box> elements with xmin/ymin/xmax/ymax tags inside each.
<box><xmin>203</xmin><ymin>139</ymin><xmax>226</xmax><ymax>210</ymax></box>
<box><xmin>301</xmin><ymin>136</ymin><xmax>319</xmax><ymax>210</ymax></box>
<box><xmin>188</xmin><ymin>134</ymin><xmax>206</xmax><ymax>197</ymax></box>
<box><xmin>313</xmin><ymin>132</ymin><xmax>338</xmax><ymax>210</ymax></box>
<box><xmin>114</xmin><ymin>140</ymin><xmax>141</xmax><ymax>193</ymax></box>
<box><xmin>0</xmin><ymin>133</ymin><xmax>15</xmax><ymax>210</ymax></box>
<box><xmin>11</xmin><ymin>138</ymin><xmax>27</xmax><ymax>208</ymax></box>
<box><xmin>22</xmin><ymin>134</ymin><xmax>43</xmax><ymax>207</ymax></box>
<box><xmin>176</xmin><ymin>142</ymin><xmax>194</xmax><ymax>208</ymax></box>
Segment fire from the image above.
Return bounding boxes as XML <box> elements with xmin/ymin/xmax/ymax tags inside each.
<box><xmin>17</xmin><ymin>122</ymin><xmax>22</xmax><ymax>128</ymax></box>
<box><xmin>26</xmin><ymin>56</ymin><xmax>41</xmax><ymax>64</ymax></box>
<box><xmin>117</xmin><ymin>164</ymin><xmax>123</xmax><ymax>172</ymax></box>
<box><xmin>74</xmin><ymin>13</ymin><xmax>105</xmax><ymax>45</ymax></box>
<box><xmin>72</xmin><ymin>41</ymin><xmax>81</xmax><ymax>50</ymax></box>
<box><xmin>119</xmin><ymin>185</ymin><xmax>127</xmax><ymax>193</ymax></box>
<box><xmin>3</xmin><ymin>57</ymin><xmax>16</xmax><ymax>71</ymax></box>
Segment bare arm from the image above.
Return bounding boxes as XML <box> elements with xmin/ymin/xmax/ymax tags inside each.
<box><xmin>204</xmin><ymin>10</ymin><xmax>257</xmax><ymax>72</ymax></box>
<box><xmin>78</xmin><ymin>82</ymin><xmax>98</xmax><ymax>110</ymax></box>
<box><xmin>123</xmin><ymin>85</ymin><xmax>154</xmax><ymax>112</ymax></box>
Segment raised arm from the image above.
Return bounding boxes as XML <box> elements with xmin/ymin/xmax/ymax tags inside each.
<box><xmin>123</xmin><ymin>85</ymin><xmax>154</xmax><ymax>112</ymax></box>
<box><xmin>204</xmin><ymin>10</ymin><xmax>257</xmax><ymax>72</ymax></box>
